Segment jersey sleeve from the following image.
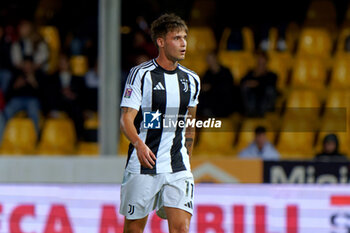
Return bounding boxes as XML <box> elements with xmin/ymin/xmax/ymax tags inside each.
<box><xmin>120</xmin><ymin>68</ymin><xmax>143</xmax><ymax>110</ymax></box>
<box><xmin>189</xmin><ymin>74</ymin><xmax>200</xmax><ymax>107</ymax></box>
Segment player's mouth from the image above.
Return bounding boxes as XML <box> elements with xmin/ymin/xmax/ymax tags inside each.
<box><xmin>180</xmin><ymin>49</ymin><xmax>186</xmax><ymax>55</ymax></box>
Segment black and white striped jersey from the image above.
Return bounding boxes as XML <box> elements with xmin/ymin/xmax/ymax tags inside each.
<box><xmin>120</xmin><ymin>59</ymin><xmax>200</xmax><ymax>174</ymax></box>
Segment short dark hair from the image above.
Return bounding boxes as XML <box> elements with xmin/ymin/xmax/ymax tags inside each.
<box><xmin>255</xmin><ymin>126</ymin><xmax>266</xmax><ymax>135</ymax></box>
<box><xmin>150</xmin><ymin>13</ymin><xmax>188</xmax><ymax>47</ymax></box>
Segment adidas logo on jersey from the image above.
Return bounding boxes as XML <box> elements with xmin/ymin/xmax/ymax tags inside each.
<box><xmin>153</xmin><ymin>82</ymin><xmax>165</xmax><ymax>90</ymax></box>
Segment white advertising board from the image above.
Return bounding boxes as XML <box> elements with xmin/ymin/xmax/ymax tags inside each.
<box><xmin>0</xmin><ymin>184</ymin><xmax>349</xmax><ymax>233</ymax></box>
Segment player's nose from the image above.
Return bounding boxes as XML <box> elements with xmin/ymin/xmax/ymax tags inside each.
<box><xmin>181</xmin><ymin>37</ymin><xmax>187</xmax><ymax>47</ymax></box>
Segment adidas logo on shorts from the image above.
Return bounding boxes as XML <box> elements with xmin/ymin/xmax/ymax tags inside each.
<box><xmin>184</xmin><ymin>201</ymin><xmax>193</xmax><ymax>209</ymax></box>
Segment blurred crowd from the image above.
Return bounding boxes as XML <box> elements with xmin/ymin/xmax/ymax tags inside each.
<box><xmin>0</xmin><ymin>20</ymin><xmax>98</xmax><ymax>141</ymax></box>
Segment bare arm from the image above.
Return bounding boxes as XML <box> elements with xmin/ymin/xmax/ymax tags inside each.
<box><xmin>120</xmin><ymin>107</ymin><xmax>156</xmax><ymax>169</ymax></box>
<box><xmin>185</xmin><ymin>107</ymin><xmax>197</xmax><ymax>157</ymax></box>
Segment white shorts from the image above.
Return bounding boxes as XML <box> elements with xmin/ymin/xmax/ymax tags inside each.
<box><xmin>119</xmin><ymin>170</ymin><xmax>194</xmax><ymax>220</ymax></box>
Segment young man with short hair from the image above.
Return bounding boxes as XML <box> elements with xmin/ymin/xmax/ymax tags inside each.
<box><xmin>239</xmin><ymin>126</ymin><xmax>280</xmax><ymax>160</ymax></box>
<box><xmin>119</xmin><ymin>13</ymin><xmax>200</xmax><ymax>233</ymax></box>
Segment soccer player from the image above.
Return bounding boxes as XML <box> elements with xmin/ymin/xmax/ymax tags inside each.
<box><xmin>119</xmin><ymin>13</ymin><xmax>200</xmax><ymax>233</ymax></box>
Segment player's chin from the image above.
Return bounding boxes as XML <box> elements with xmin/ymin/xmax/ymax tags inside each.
<box><xmin>177</xmin><ymin>55</ymin><xmax>185</xmax><ymax>61</ymax></box>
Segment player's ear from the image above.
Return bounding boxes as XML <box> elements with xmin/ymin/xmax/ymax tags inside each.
<box><xmin>156</xmin><ymin>37</ymin><xmax>164</xmax><ymax>48</ymax></box>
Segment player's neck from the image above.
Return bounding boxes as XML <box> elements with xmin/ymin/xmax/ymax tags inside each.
<box><xmin>156</xmin><ymin>55</ymin><xmax>178</xmax><ymax>71</ymax></box>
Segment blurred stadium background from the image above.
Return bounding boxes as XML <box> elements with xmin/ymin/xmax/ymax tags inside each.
<box><xmin>0</xmin><ymin>0</ymin><xmax>350</xmax><ymax>232</ymax></box>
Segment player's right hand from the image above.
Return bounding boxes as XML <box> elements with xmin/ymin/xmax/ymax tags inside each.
<box><xmin>134</xmin><ymin>140</ymin><xmax>156</xmax><ymax>169</ymax></box>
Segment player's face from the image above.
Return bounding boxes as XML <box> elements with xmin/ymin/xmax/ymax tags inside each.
<box><xmin>255</xmin><ymin>133</ymin><xmax>267</xmax><ymax>149</ymax></box>
<box><xmin>324</xmin><ymin>141</ymin><xmax>336</xmax><ymax>154</ymax></box>
<box><xmin>163</xmin><ymin>29</ymin><xmax>187</xmax><ymax>62</ymax></box>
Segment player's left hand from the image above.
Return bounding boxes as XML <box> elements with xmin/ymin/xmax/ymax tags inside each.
<box><xmin>134</xmin><ymin>139</ymin><xmax>156</xmax><ymax>169</ymax></box>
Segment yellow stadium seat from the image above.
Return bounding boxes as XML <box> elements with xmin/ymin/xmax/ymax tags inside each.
<box><xmin>291</xmin><ymin>56</ymin><xmax>327</xmax><ymax>90</ymax></box>
<box><xmin>187</xmin><ymin>27</ymin><xmax>216</xmax><ymax>54</ymax></box>
<box><xmin>335</xmin><ymin>28</ymin><xmax>350</xmax><ymax>54</ymax></box>
<box><xmin>180</xmin><ymin>53</ymin><xmax>208</xmax><ymax>76</ymax></box>
<box><xmin>297</xmin><ymin>28</ymin><xmax>332</xmax><ymax>58</ymax></box>
<box><xmin>284</xmin><ymin>90</ymin><xmax>321</xmax><ymax>129</ymax></box>
<box><xmin>84</xmin><ymin>112</ymin><xmax>98</xmax><ymax>130</ymax></box>
<box><xmin>70</xmin><ymin>55</ymin><xmax>88</xmax><ymax>76</ymax></box>
<box><xmin>276</xmin><ymin>131</ymin><xmax>316</xmax><ymax>159</ymax></box>
<box><xmin>194</xmin><ymin>118</ymin><xmax>236</xmax><ymax>156</ymax></box>
<box><xmin>283</xmin><ymin>111</ymin><xmax>320</xmax><ymax>131</ymax></box>
<box><xmin>324</xmin><ymin>90</ymin><xmax>350</xmax><ymax>122</ymax></box>
<box><xmin>330</xmin><ymin>54</ymin><xmax>350</xmax><ymax>89</ymax></box>
<box><xmin>39</xmin><ymin>26</ymin><xmax>60</xmax><ymax>52</ymax></box>
<box><xmin>242</xmin><ymin>27</ymin><xmax>255</xmax><ymax>52</ymax></box>
<box><xmin>277</xmin><ymin>116</ymin><xmax>316</xmax><ymax>159</ymax></box>
<box><xmin>39</xmin><ymin>26</ymin><xmax>60</xmax><ymax>74</ymax></box>
<box><xmin>183</xmin><ymin>27</ymin><xmax>216</xmax><ymax>76</ymax></box>
<box><xmin>286</xmin><ymin>89</ymin><xmax>321</xmax><ymax>108</ymax></box>
<box><xmin>235</xmin><ymin>118</ymin><xmax>276</xmax><ymax>153</ymax></box>
<box><xmin>0</xmin><ymin>118</ymin><xmax>37</xmax><ymax>155</ymax></box>
<box><xmin>321</xmin><ymin>110</ymin><xmax>347</xmax><ymax>132</ymax></box>
<box><xmin>218</xmin><ymin>51</ymin><xmax>254</xmax><ymax>84</ymax></box>
<box><xmin>325</xmin><ymin>90</ymin><xmax>350</xmax><ymax>108</ymax></box>
<box><xmin>77</xmin><ymin>142</ymin><xmax>99</xmax><ymax>156</ymax></box>
<box><xmin>266</xmin><ymin>28</ymin><xmax>278</xmax><ymax>51</ymax></box>
<box><xmin>38</xmin><ymin>118</ymin><xmax>76</xmax><ymax>155</ymax></box>
<box><xmin>268</xmin><ymin>51</ymin><xmax>293</xmax><ymax>89</ymax></box>
<box><xmin>304</xmin><ymin>0</ymin><xmax>337</xmax><ymax>36</ymax></box>
<box><xmin>194</xmin><ymin>132</ymin><xmax>236</xmax><ymax>156</ymax></box>
<box><xmin>219</xmin><ymin>27</ymin><xmax>254</xmax><ymax>52</ymax></box>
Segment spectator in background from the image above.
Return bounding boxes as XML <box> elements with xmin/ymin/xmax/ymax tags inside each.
<box><xmin>84</xmin><ymin>58</ymin><xmax>98</xmax><ymax>112</ymax></box>
<box><xmin>126</xmin><ymin>30</ymin><xmax>157</xmax><ymax>69</ymax></box>
<box><xmin>45</xmin><ymin>54</ymin><xmax>85</xmax><ymax>140</ymax></box>
<box><xmin>66</xmin><ymin>31</ymin><xmax>97</xmax><ymax>62</ymax></box>
<box><xmin>69</xmin><ymin>33</ymin><xmax>88</xmax><ymax>55</ymax></box>
<box><xmin>133</xmin><ymin>30</ymin><xmax>158</xmax><ymax>58</ymax></box>
<box><xmin>314</xmin><ymin>134</ymin><xmax>348</xmax><ymax>162</ymax></box>
<box><xmin>198</xmin><ymin>52</ymin><xmax>235</xmax><ymax>117</ymax></box>
<box><xmin>0</xmin><ymin>24</ymin><xmax>13</xmax><ymax>97</ymax></box>
<box><xmin>239</xmin><ymin>126</ymin><xmax>280</xmax><ymax>160</ymax></box>
<box><xmin>240</xmin><ymin>51</ymin><xmax>277</xmax><ymax>117</ymax></box>
<box><xmin>0</xmin><ymin>56</ymin><xmax>42</xmax><ymax>141</ymax></box>
<box><xmin>10</xmin><ymin>20</ymin><xmax>49</xmax><ymax>72</ymax></box>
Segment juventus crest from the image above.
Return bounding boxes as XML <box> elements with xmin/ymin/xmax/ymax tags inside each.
<box><xmin>180</xmin><ymin>78</ymin><xmax>189</xmax><ymax>92</ymax></box>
